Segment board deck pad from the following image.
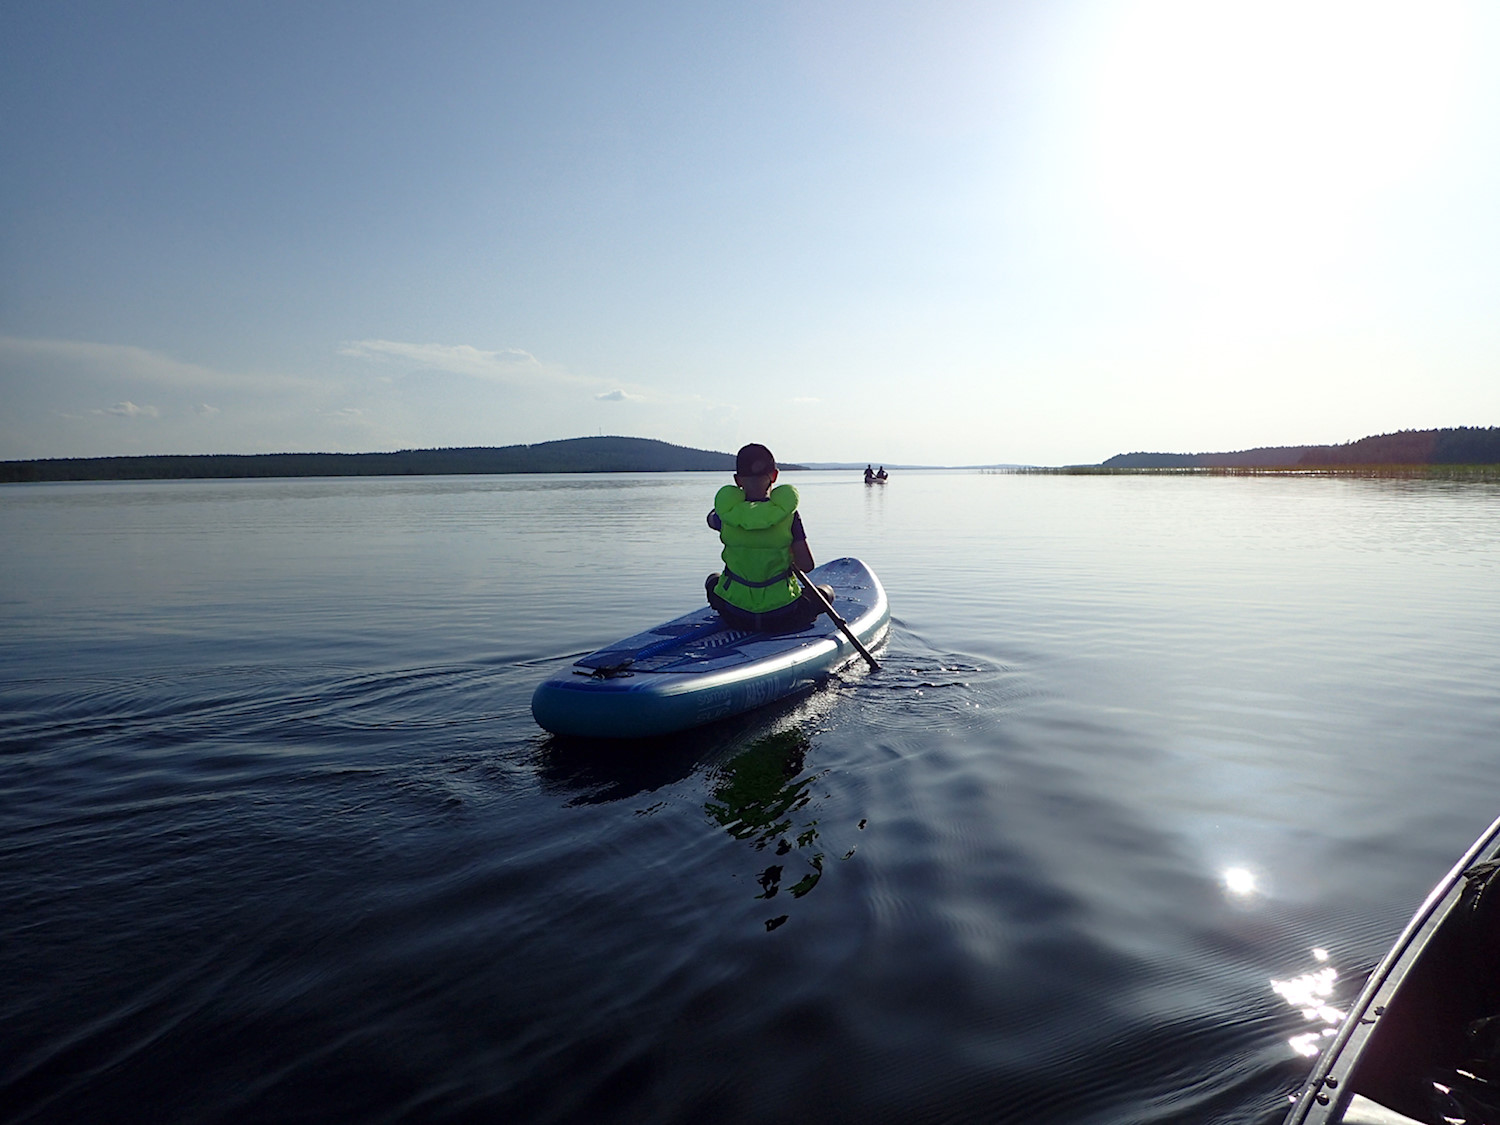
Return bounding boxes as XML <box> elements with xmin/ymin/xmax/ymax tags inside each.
<box><xmin>574</xmin><ymin>562</ymin><xmax>882</xmax><ymax>675</ymax></box>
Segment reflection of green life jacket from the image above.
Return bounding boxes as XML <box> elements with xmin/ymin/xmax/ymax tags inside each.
<box><xmin>713</xmin><ymin>483</ymin><xmax>802</xmax><ymax>614</ymax></box>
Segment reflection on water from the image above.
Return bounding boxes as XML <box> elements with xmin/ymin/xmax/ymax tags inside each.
<box><xmin>705</xmin><ymin>728</ymin><xmax>817</xmax><ymax>847</ymax></box>
<box><xmin>704</xmin><ymin>727</ymin><xmax>845</xmax><ymax>931</ymax></box>
<box><xmin>1223</xmin><ymin>867</ymin><xmax>1259</xmax><ymax>897</ymax></box>
<box><xmin>534</xmin><ymin>732</ymin><xmax>704</xmax><ymax>805</ymax></box>
<box><xmin>1272</xmin><ymin>947</ymin><xmax>1345</xmax><ymax>1058</ymax></box>
<box><xmin>539</xmin><ymin>720</ymin><xmax>852</xmax><ymax>932</ymax></box>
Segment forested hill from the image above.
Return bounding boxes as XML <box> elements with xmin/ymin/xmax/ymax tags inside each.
<box><xmin>0</xmin><ymin>436</ymin><xmax>754</xmax><ymax>483</ymax></box>
<box><xmin>1102</xmin><ymin>427</ymin><xmax>1500</xmax><ymax>469</ymax></box>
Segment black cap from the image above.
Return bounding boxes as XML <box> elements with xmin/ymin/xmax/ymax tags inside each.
<box><xmin>736</xmin><ymin>443</ymin><xmax>776</xmax><ymax>476</ymax></box>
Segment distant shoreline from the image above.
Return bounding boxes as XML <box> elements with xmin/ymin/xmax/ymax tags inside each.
<box><xmin>1096</xmin><ymin>426</ymin><xmax>1500</xmax><ymax>470</ymax></box>
<box><xmin>0</xmin><ymin>436</ymin><xmax>748</xmax><ymax>484</ymax></box>
<box><xmin>4</xmin><ymin>426</ymin><xmax>1496</xmax><ymax>483</ymax></box>
<box><xmin>1028</xmin><ymin>463</ymin><xmax>1500</xmax><ymax>481</ymax></box>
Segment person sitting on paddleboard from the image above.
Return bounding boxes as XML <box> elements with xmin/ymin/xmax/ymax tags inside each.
<box><xmin>706</xmin><ymin>443</ymin><xmax>836</xmax><ymax>634</ymax></box>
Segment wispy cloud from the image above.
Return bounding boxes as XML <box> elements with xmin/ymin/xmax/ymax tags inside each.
<box><xmin>193</xmin><ymin>403</ymin><xmax>220</xmax><ymax>416</ymax></box>
<box><xmin>96</xmin><ymin>401</ymin><xmax>160</xmax><ymax>418</ymax></box>
<box><xmin>338</xmin><ymin>339</ymin><xmax>547</xmax><ymax>381</ymax></box>
<box><xmin>0</xmin><ymin>336</ymin><xmax>318</xmax><ymax>393</ymax></box>
<box><xmin>338</xmin><ymin>339</ymin><xmax>685</xmax><ymax>407</ymax></box>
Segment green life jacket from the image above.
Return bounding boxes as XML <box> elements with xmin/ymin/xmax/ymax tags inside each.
<box><xmin>713</xmin><ymin>483</ymin><xmax>802</xmax><ymax>614</ymax></box>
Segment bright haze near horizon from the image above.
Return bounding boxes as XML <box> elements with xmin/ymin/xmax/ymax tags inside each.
<box><xmin>3</xmin><ymin>2</ymin><xmax>1498</xmax><ymax>468</ymax></box>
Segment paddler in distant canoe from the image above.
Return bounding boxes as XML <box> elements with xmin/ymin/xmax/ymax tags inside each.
<box><xmin>706</xmin><ymin>443</ymin><xmax>836</xmax><ymax>634</ymax></box>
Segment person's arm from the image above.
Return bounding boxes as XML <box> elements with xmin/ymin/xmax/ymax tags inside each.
<box><xmin>790</xmin><ymin>512</ymin><xmax>813</xmax><ymax>571</ymax></box>
<box><xmin>706</xmin><ymin>510</ymin><xmax>722</xmax><ymax>530</ymax></box>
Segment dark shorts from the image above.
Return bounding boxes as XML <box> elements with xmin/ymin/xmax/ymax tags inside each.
<box><xmin>706</xmin><ymin>573</ymin><xmax>822</xmax><ymax>634</ymax></box>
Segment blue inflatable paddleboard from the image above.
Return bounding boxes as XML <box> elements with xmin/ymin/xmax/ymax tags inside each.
<box><xmin>531</xmin><ymin>557</ymin><xmax>888</xmax><ymax>739</ymax></box>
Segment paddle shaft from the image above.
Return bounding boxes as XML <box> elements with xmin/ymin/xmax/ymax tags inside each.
<box><xmin>795</xmin><ymin>569</ymin><xmax>880</xmax><ymax>671</ymax></box>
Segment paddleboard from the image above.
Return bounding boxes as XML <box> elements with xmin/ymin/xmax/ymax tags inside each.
<box><xmin>531</xmin><ymin>557</ymin><xmax>888</xmax><ymax>739</ymax></box>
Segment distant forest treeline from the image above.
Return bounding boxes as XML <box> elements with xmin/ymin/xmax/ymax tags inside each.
<box><xmin>0</xmin><ymin>436</ymin><xmax>756</xmax><ymax>483</ymax></box>
<box><xmin>1101</xmin><ymin>427</ymin><xmax>1500</xmax><ymax>469</ymax></box>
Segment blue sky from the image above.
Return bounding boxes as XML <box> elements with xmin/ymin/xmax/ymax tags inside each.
<box><xmin>4</xmin><ymin>0</ymin><xmax>1497</xmax><ymax>466</ymax></box>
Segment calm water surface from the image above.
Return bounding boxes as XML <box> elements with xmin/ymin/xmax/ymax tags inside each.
<box><xmin>3</xmin><ymin>471</ymin><xmax>1499</xmax><ymax>1124</ymax></box>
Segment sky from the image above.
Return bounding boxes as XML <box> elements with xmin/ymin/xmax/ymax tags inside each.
<box><xmin>3</xmin><ymin>0</ymin><xmax>1498</xmax><ymax>467</ymax></box>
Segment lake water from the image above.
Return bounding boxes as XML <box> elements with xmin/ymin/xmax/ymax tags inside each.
<box><xmin>3</xmin><ymin>470</ymin><xmax>1499</xmax><ymax>1124</ymax></box>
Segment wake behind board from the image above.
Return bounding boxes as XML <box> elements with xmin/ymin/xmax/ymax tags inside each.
<box><xmin>531</xmin><ymin>557</ymin><xmax>888</xmax><ymax>739</ymax></box>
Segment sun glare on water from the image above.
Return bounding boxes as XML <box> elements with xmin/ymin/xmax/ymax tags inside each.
<box><xmin>1223</xmin><ymin>866</ymin><xmax>1257</xmax><ymax>896</ymax></box>
<box><xmin>1273</xmin><ymin>947</ymin><xmax>1345</xmax><ymax>1058</ymax></box>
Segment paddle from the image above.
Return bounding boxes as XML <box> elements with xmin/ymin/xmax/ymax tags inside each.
<box><xmin>794</xmin><ymin>569</ymin><xmax>880</xmax><ymax>671</ymax></box>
